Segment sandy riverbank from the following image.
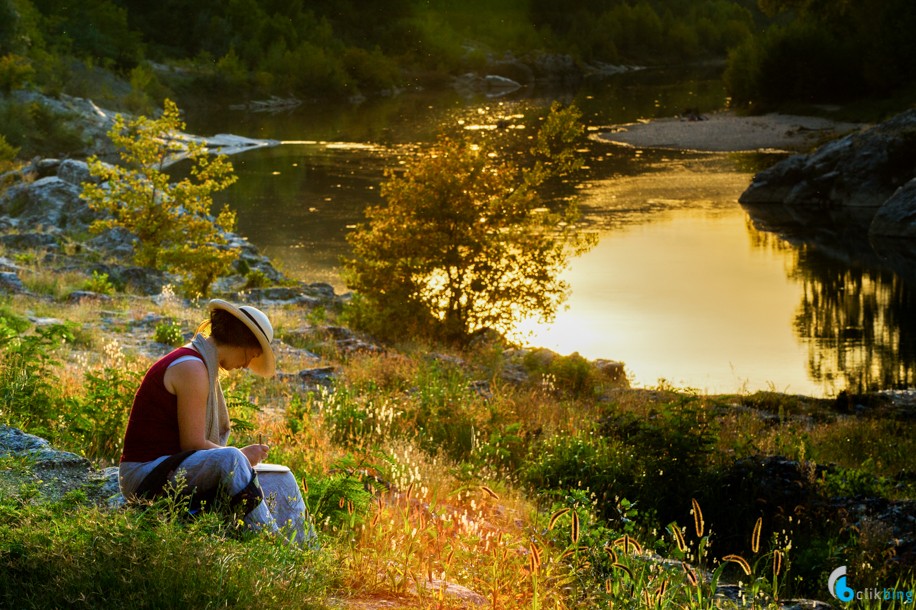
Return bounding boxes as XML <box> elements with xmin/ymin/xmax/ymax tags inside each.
<box><xmin>594</xmin><ymin>110</ymin><xmax>865</xmax><ymax>153</ymax></box>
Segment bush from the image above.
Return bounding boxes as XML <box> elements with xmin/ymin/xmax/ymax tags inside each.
<box><xmin>344</xmin><ymin>104</ymin><xmax>590</xmax><ymax>343</ymax></box>
<box><xmin>0</xmin><ymin>317</ymin><xmax>72</xmax><ymax>441</ymax></box>
<box><xmin>523</xmin><ymin>349</ymin><xmax>601</xmax><ymax>397</ymax></box>
<box><xmin>599</xmin><ymin>396</ymin><xmax>719</xmax><ymax>523</ymax></box>
<box><xmin>0</xmin><ymin>499</ymin><xmax>333</xmax><ymax>608</ymax></box>
<box><xmin>82</xmin><ymin>99</ymin><xmax>240</xmax><ymax>297</ymax></box>
<box><xmin>409</xmin><ymin>359</ymin><xmax>483</xmax><ymax>461</ymax></box>
<box><xmin>83</xmin><ymin>270</ymin><xmax>116</xmax><ymax>295</ymax></box>
<box><xmin>522</xmin><ymin>432</ymin><xmax>643</xmax><ymax>527</ymax></box>
<box><xmin>0</xmin><ymin>53</ymin><xmax>33</xmax><ymax>93</ymax></box>
<box><xmin>153</xmin><ymin>320</ymin><xmax>184</xmax><ymax>347</ymax></box>
<box><xmin>0</xmin><ymin>100</ymin><xmax>85</xmax><ymax>158</ymax></box>
<box><xmin>342</xmin><ymin>46</ymin><xmax>401</xmax><ymax>94</ymax></box>
<box><xmin>726</xmin><ymin>21</ymin><xmax>866</xmax><ymax>107</ymax></box>
<box><xmin>0</xmin><ymin>133</ymin><xmax>18</xmax><ymax>166</ymax></box>
<box><xmin>63</xmin><ymin>367</ymin><xmax>140</xmax><ymax>464</ymax></box>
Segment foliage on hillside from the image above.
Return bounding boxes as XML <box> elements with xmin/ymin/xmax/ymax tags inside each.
<box><xmin>0</xmin><ymin>283</ymin><xmax>913</xmax><ymax>607</ymax></box>
<box><xmin>725</xmin><ymin>0</ymin><xmax>916</xmax><ymax>108</ymax></box>
<box><xmin>0</xmin><ymin>0</ymin><xmax>913</xmax><ymax>140</ymax></box>
<box><xmin>0</xmin><ymin>0</ymin><xmax>760</xmax><ymax>103</ymax></box>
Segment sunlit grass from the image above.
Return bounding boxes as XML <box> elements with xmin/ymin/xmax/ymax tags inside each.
<box><xmin>0</xmin><ymin>495</ymin><xmax>336</xmax><ymax>609</ymax></box>
<box><xmin>0</xmin><ymin>290</ymin><xmax>913</xmax><ymax>607</ymax></box>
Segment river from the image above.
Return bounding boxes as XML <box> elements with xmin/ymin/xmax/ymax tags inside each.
<box><xmin>181</xmin><ymin>66</ymin><xmax>916</xmax><ymax>397</ymax></box>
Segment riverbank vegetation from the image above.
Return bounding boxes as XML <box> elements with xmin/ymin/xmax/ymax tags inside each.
<box><xmin>82</xmin><ymin>98</ymin><xmax>240</xmax><ymax>297</ymax></box>
<box><xmin>725</xmin><ymin>0</ymin><xmax>916</xmax><ymax>111</ymax></box>
<box><xmin>2</xmin><ymin>0</ymin><xmax>915</xmax><ymax>163</ymax></box>
<box><xmin>344</xmin><ymin>102</ymin><xmax>594</xmax><ymax>344</ymax></box>
<box><xmin>0</xmin><ymin>283</ymin><xmax>913</xmax><ymax>607</ymax></box>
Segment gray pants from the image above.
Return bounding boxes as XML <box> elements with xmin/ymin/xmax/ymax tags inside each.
<box><xmin>120</xmin><ymin>447</ymin><xmax>312</xmax><ymax>545</ymax></box>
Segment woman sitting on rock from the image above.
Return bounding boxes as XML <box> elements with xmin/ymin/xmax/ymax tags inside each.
<box><xmin>119</xmin><ymin>299</ymin><xmax>310</xmax><ymax>545</ymax></box>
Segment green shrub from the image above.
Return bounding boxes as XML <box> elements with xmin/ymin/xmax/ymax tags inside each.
<box><xmin>726</xmin><ymin>21</ymin><xmax>865</xmax><ymax>107</ymax></box>
<box><xmin>474</xmin><ymin>422</ymin><xmax>526</xmax><ymax>475</ymax></box>
<box><xmin>124</xmin><ymin>63</ymin><xmax>169</xmax><ymax>114</ymax></box>
<box><xmin>599</xmin><ymin>396</ymin><xmax>719</xmax><ymax>522</ymax></box>
<box><xmin>302</xmin><ymin>463</ymin><xmax>372</xmax><ymax>532</ymax></box>
<box><xmin>408</xmin><ymin>358</ymin><xmax>488</xmax><ymax>462</ymax></box>
<box><xmin>0</xmin><ymin>132</ymin><xmax>18</xmax><ymax>168</ymax></box>
<box><xmin>319</xmin><ymin>385</ymin><xmax>376</xmax><ymax>447</ymax></box>
<box><xmin>268</xmin><ymin>41</ymin><xmax>350</xmax><ymax>97</ymax></box>
<box><xmin>342</xmin><ymin>46</ymin><xmax>400</xmax><ymax>93</ymax></box>
<box><xmin>524</xmin><ymin>350</ymin><xmax>600</xmax><ymax>397</ymax></box>
<box><xmin>153</xmin><ymin>320</ymin><xmax>185</xmax><ymax>347</ymax></box>
<box><xmin>818</xmin><ymin>464</ymin><xmax>894</xmax><ymax>499</ymax></box>
<box><xmin>521</xmin><ymin>432</ymin><xmax>639</xmax><ymax>519</ymax></box>
<box><xmin>0</xmin><ymin>317</ymin><xmax>72</xmax><ymax>441</ymax></box>
<box><xmin>0</xmin><ymin>100</ymin><xmax>84</xmax><ymax>158</ymax></box>
<box><xmin>63</xmin><ymin>367</ymin><xmax>140</xmax><ymax>464</ymax></box>
<box><xmin>0</xmin><ymin>53</ymin><xmax>33</xmax><ymax>93</ymax></box>
<box><xmin>83</xmin><ymin>99</ymin><xmax>240</xmax><ymax>298</ymax></box>
<box><xmin>243</xmin><ymin>268</ymin><xmax>269</xmax><ymax>290</ymax></box>
<box><xmin>83</xmin><ymin>270</ymin><xmax>116</xmax><ymax>295</ymax></box>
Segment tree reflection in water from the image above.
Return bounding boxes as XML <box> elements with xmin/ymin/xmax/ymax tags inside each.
<box><xmin>745</xmin><ymin>208</ymin><xmax>916</xmax><ymax>394</ymax></box>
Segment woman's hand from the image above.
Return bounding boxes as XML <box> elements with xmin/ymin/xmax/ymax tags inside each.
<box><xmin>241</xmin><ymin>443</ymin><xmax>269</xmax><ymax>466</ymax></box>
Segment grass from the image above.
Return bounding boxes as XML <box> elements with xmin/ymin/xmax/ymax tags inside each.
<box><xmin>0</xmin><ymin>494</ymin><xmax>335</xmax><ymax>609</ymax></box>
<box><xmin>0</xmin><ymin>276</ymin><xmax>913</xmax><ymax>608</ymax></box>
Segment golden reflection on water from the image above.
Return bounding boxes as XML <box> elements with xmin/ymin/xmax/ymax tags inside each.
<box><xmin>516</xmin><ymin>206</ymin><xmax>827</xmax><ymax>396</ymax></box>
<box><xmin>222</xmin><ymin>135</ymin><xmax>913</xmax><ymax>397</ymax></box>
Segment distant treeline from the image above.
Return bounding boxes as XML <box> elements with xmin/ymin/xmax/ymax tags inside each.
<box><xmin>1</xmin><ymin>0</ymin><xmax>915</xmax><ymax>108</ymax></box>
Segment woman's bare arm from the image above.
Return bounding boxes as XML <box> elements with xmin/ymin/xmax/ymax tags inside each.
<box><xmin>165</xmin><ymin>359</ymin><xmax>222</xmax><ymax>451</ymax></box>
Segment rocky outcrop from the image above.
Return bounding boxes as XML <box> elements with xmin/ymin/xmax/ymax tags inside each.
<box><xmin>0</xmin><ymin>160</ymin><xmax>97</xmax><ymax>233</ymax></box>
<box><xmin>739</xmin><ymin>108</ymin><xmax>916</xmax><ymax>238</ymax></box>
<box><xmin>0</xmin><ymin>157</ymin><xmax>343</xmax><ymax>304</ymax></box>
<box><xmin>0</xmin><ymin>425</ymin><xmax>121</xmax><ymax>506</ymax></box>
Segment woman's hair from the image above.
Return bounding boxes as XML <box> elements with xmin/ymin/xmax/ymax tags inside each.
<box><xmin>207</xmin><ymin>308</ymin><xmax>261</xmax><ymax>349</ymax></box>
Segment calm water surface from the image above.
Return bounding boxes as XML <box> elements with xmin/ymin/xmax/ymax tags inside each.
<box><xmin>182</xmin><ymin>68</ymin><xmax>916</xmax><ymax>397</ymax></box>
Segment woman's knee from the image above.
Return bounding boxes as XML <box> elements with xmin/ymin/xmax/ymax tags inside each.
<box><xmin>205</xmin><ymin>447</ymin><xmax>252</xmax><ymax>478</ymax></box>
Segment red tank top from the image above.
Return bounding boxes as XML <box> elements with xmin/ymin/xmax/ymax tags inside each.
<box><xmin>120</xmin><ymin>347</ymin><xmax>204</xmax><ymax>463</ymax></box>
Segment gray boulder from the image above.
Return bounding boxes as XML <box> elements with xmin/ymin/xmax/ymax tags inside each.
<box><xmin>0</xmin><ymin>425</ymin><xmax>89</xmax><ymax>469</ymax></box>
<box><xmin>57</xmin><ymin>158</ymin><xmax>95</xmax><ymax>186</ymax></box>
<box><xmin>0</xmin><ymin>173</ymin><xmax>95</xmax><ymax>232</ymax></box>
<box><xmin>870</xmin><ymin>177</ymin><xmax>916</xmax><ymax>237</ymax></box>
<box><xmin>0</xmin><ymin>425</ymin><xmax>123</xmax><ymax>507</ymax></box>
<box><xmin>0</xmin><ymin>270</ymin><xmax>29</xmax><ymax>295</ymax></box>
<box><xmin>740</xmin><ymin>109</ymin><xmax>916</xmax><ymax>231</ymax></box>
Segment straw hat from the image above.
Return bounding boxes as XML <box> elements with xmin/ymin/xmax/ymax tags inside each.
<box><xmin>207</xmin><ymin>299</ymin><xmax>276</xmax><ymax>377</ymax></box>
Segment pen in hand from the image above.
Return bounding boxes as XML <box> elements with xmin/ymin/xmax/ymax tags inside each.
<box><xmin>258</xmin><ymin>434</ymin><xmax>269</xmax><ymax>462</ymax></box>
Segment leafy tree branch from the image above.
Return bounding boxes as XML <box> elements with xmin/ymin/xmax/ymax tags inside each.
<box><xmin>81</xmin><ymin>99</ymin><xmax>239</xmax><ymax>297</ymax></box>
<box><xmin>344</xmin><ymin>103</ymin><xmax>595</xmax><ymax>343</ymax></box>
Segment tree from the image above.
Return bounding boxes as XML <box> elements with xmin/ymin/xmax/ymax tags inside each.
<box><xmin>344</xmin><ymin>103</ymin><xmax>594</xmax><ymax>343</ymax></box>
<box><xmin>82</xmin><ymin>99</ymin><xmax>239</xmax><ymax>297</ymax></box>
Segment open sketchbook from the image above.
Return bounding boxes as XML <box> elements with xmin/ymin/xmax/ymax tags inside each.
<box><xmin>254</xmin><ymin>463</ymin><xmax>291</xmax><ymax>473</ymax></box>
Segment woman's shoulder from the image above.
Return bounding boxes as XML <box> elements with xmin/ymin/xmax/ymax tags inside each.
<box><xmin>162</xmin><ymin>348</ymin><xmax>209</xmax><ymax>395</ymax></box>
<box><xmin>150</xmin><ymin>347</ymin><xmax>205</xmax><ymax>378</ymax></box>
<box><xmin>160</xmin><ymin>346</ymin><xmax>203</xmax><ymax>365</ymax></box>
